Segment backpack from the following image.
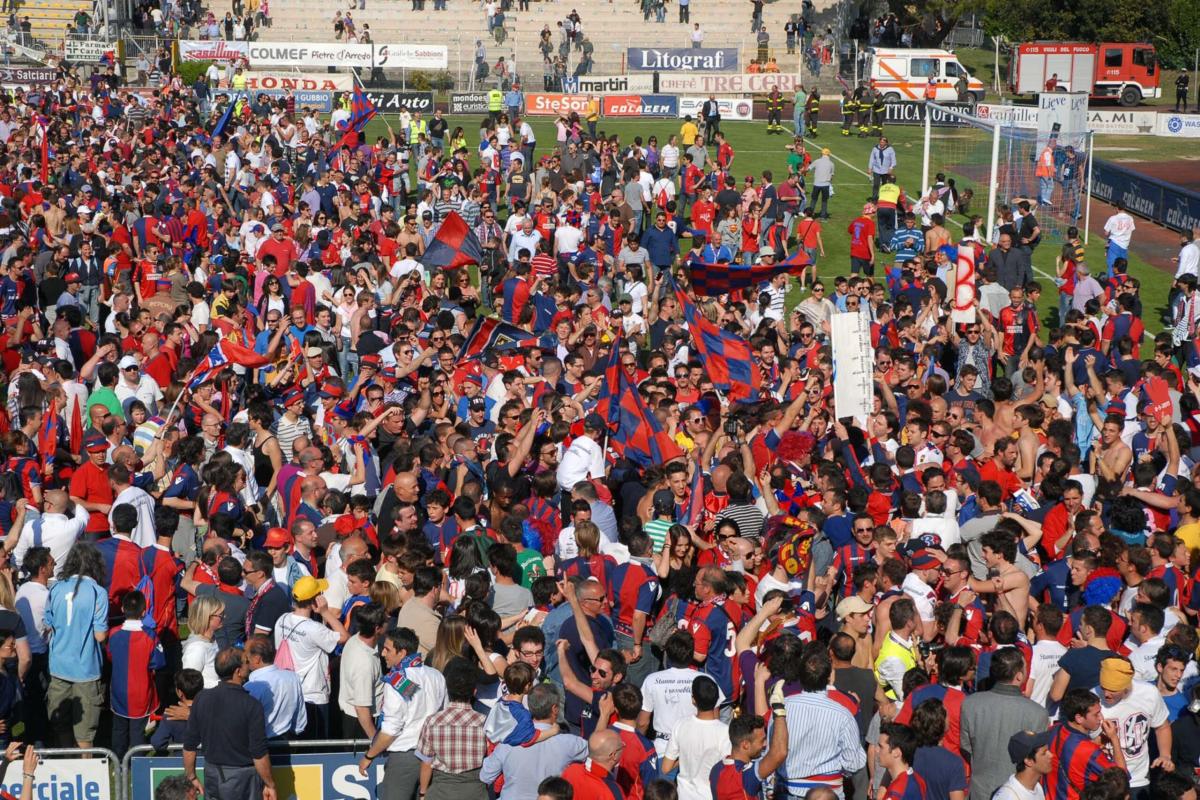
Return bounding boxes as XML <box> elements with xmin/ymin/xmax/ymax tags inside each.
<box><xmin>478</xmin><ymin>61</ymin><xmax>490</xmax><ymax>79</ymax></box>
<box><xmin>274</xmin><ymin>618</ymin><xmax>299</xmax><ymax>671</ymax></box>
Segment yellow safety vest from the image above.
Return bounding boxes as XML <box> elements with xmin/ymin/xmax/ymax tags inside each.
<box><xmin>488</xmin><ymin>89</ymin><xmax>503</xmax><ymax>111</ymax></box>
<box><xmin>877</xmin><ymin>183</ymin><xmax>901</xmax><ymax>207</ymax></box>
<box><xmin>410</xmin><ymin>119</ymin><xmax>428</xmax><ymax>140</ymax></box>
<box><xmin>231</xmin><ymin>73</ymin><xmax>246</xmax><ymax>90</ymax></box>
<box><xmin>874</xmin><ymin>630</ymin><xmax>919</xmax><ymax>701</ymax></box>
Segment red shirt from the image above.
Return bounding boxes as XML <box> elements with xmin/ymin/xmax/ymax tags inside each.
<box><xmin>691</xmin><ymin>200</ymin><xmax>716</xmax><ymax>238</ymax></box>
<box><xmin>69</xmin><ymin>460</ymin><xmax>115</xmax><ymax>533</ymax></box>
<box><xmin>848</xmin><ymin>216</ymin><xmax>876</xmax><ymax>260</ymax></box>
<box><xmin>257</xmin><ymin>236</ymin><xmax>300</xmax><ymax>276</ymax></box>
<box><xmin>977</xmin><ymin>458</ymin><xmax>1022</xmax><ymax>501</ymax></box>
<box><xmin>717</xmin><ymin>142</ymin><xmax>734</xmax><ymax>169</ymax></box>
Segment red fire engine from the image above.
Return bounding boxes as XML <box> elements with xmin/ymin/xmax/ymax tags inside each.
<box><xmin>1008</xmin><ymin>42</ymin><xmax>1161</xmax><ymax>106</ymax></box>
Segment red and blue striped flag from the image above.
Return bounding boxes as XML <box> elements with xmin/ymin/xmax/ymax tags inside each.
<box><xmin>672</xmin><ymin>279</ymin><xmax>762</xmax><ymax>402</ymax></box>
<box><xmin>688</xmin><ymin>250</ymin><xmax>809</xmax><ymax>297</ymax></box>
<box><xmin>455</xmin><ymin>317</ymin><xmax>539</xmax><ymax>363</ymax></box>
<box><xmin>594</xmin><ymin>333</ymin><xmax>685</xmax><ymax>468</ymax></box>
<box><xmin>187</xmin><ymin>340</ymin><xmax>272</xmax><ymax>390</ymax></box>
<box><xmin>327</xmin><ymin>85</ymin><xmax>379</xmax><ymax>166</ymax></box>
<box><xmin>421</xmin><ymin>211</ymin><xmax>484</xmax><ymax>270</ymax></box>
<box><xmin>38</xmin><ymin>397</ymin><xmax>59</xmax><ymax>471</ymax></box>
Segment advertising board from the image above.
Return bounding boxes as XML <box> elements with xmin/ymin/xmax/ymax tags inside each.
<box><xmin>602</xmin><ymin>94</ymin><xmax>679</xmax><ymax>117</ymax></box>
<box><xmin>524</xmin><ymin>93</ymin><xmax>590</xmax><ymax>115</ymax></box>
<box><xmin>627</xmin><ymin>47</ymin><xmax>738</xmax><ymax>72</ymax></box>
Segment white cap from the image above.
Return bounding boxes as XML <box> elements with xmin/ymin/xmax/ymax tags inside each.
<box><xmin>118</xmin><ymin>355</ymin><xmax>140</xmax><ymax>370</ymax></box>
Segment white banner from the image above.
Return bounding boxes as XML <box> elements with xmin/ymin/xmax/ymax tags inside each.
<box><xmin>243</xmin><ymin>72</ymin><xmax>353</xmax><ymax>91</ymax></box>
<box><xmin>830</xmin><ymin>311</ymin><xmax>874</xmax><ymax>422</ymax></box>
<box><xmin>178</xmin><ymin>39</ymin><xmax>249</xmax><ymax>62</ymax></box>
<box><xmin>1</xmin><ymin>757</ymin><xmax>113</xmax><ymax>800</ymax></box>
<box><xmin>953</xmin><ymin>245</ymin><xmax>977</xmax><ymax>324</ymax></box>
<box><xmin>1038</xmin><ymin>91</ymin><xmax>1088</xmax><ymax>144</ymax></box>
<box><xmin>657</xmin><ymin>72</ymin><xmax>803</xmax><ymax>95</ymax></box>
<box><xmin>976</xmin><ymin>103</ymin><xmax>1158</xmax><ymax>136</ymax></box>
<box><xmin>65</xmin><ymin>38</ymin><xmax>117</xmax><ymax>62</ymax></box>
<box><xmin>562</xmin><ymin>74</ymin><xmax>654</xmax><ymax>93</ymax></box>
<box><xmin>247</xmin><ymin>41</ymin><xmax>374</xmax><ymax>68</ymax></box>
<box><xmin>678</xmin><ymin>96</ymin><xmax>754</xmax><ymax>121</ymax></box>
<box><xmin>1157</xmin><ymin>113</ymin><xmax>1200</xmax><ymax>138</ymax></box>
<box><xmin>375</xmin><ymin>44</ymin><xmax>448</xmax><ymax>69</ymax></box>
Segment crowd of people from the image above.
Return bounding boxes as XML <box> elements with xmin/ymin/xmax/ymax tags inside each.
<box><xmin>0</xmin><ymin>51</ymin><xmax>1195</xmax><ymax>800</ymax></box>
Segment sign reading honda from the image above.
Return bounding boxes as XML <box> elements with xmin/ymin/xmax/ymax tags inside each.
<box><xmin>627</xmin><ymin>47</ymin><xmax>738</xmax><ymax>72</ymax></box>
<box><xmin>0</xmin><ymin>67</ymin><xmax>58</xmax><ymax>84</ymax></box>
<box><xmin>602</xmin><ymin>94</ymin><xmax>678</xmax><ymax>117</ymax></box>
<box><xmin>882</xmin><ymin>101</ymin><xmax>974</xmax><ymax>126</ymax></box>
<box><xmin>450</xmin><ymin>93</ymin><xmax>490</xmax><ymax>114</ymax></box>
<box><xmin>243</xmin><ymin>72</ymin><xmax>353</xmax><ymax>92</ymax></box>
<box><xmin>525</xmin><ymin>93</ymin><xmax>590</xmax><ymax>115</ymax></box>
<box><xmin>657</xmin><ymin>72</ymin><xmax>803</xmax><ymax>94</ymax></box>
<box><xmin>374</xmin><ymin>44</ymin><xmax>449</xmax><ymax>70</ymax></box>
<box><xmin>562</xmin><ymin>74</ymin><xmax>654</xmax><ymax>93</ymax></box>
<box><xmin>248</xmin><ymin>41</ymin><xmax>374</xmax><ymax>69</ymax></box>
<box><xmin>178</xmin><ymin>39</ymin><xmax>249</xmax><ymax>62</ymax></box>
<box><xmin>364</xmin><ymin>91</ymin><xmax>434</xmax><ymax>113</ymax></box>
<box><xmin>678</xmin><ymin>96</ymin><xmax>754</xmax><ymax>121</ymax></box>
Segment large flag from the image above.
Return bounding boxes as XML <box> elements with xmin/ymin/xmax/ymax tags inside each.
<box><xmin>187</xmin><ymin>340</ymin><xmax>272</xmax><ymax>390</ymax></box>
<box><xmin>688</xmin><ymin>250</ymin><xmax>810</xmax><ymax>296</ymax></box>
<box><xmin>594</xmin><ymin>333</ymin><xmax>685</xmax><ymax>469</ymax></box>
<box><xmin>456</xmin><ymin>317</ymin><xmax>539</xmax><ymax>363</ymax></box>
<box><xmin>327</xmin><ymin>85</ymin><xmax>379</xmax><ymax>165</ymax></box>
<box><xmin>421</xmin><ymin>211</ymin><xmax>484</xmax><ymax>270</ymax></box>
<box><xmin>673</xmin><ymin>280</ymin><xmax>762</xmax><ymax>401</ymax></box>
<box><xmin>212</xmin><ymin>93</ymin><xmax>239</xmax><ymax>138</ymax></box>
<box><xmin>38</xmin><ymin>397</ymin><xmax>59</xmax><ymax>471</ymax></box>
<box><xmin>35</xmin><ymin>114</ymin><xmax>49</xmax><ymax>184</ymax></box>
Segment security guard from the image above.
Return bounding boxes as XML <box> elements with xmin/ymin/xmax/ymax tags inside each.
<box><xmin>805</xmin><ymin>89</ymin><xmax>820</xmax><ymax>137</ymax></box>
<box><xmin>840</xmin><ymin>89</ymin><xmax>854</xmax><ymax>136</ymax></box>
<box><xmin>853</xmin><ymin>81</ymin><xmax>871</xmax><ymax>136</ymax></box>
<box><xmin>487</xmin><ymin>87</ymin><xmax>504</xmax><ymax>123</ymax></box>
<box><xmin>408</xmin><ymin>111</ymin><xmax>428</xmax><ymax>144</ymax></box>
<box><xmin>766</xmin><ymin>86</ymin><xmax>785</xmax><ymax>133</ymax></box>
<box><xmin>870</xmin><ymin>88</ymin><xmax>886</xmax><ymax>137</ymax></box>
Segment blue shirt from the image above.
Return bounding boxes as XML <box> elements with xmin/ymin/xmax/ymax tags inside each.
<box><xmin>641</xmin><ymin>225</ymin><xmax>678</xmax><ymax>267</ymax></box>
<box><xmin>480</xmin><ymin>723</ymin><xmax>590</xmax><ymax>800</ymax></box>
<box><xmin>45</xmin><ymin>575</ymin><xmax>109</xmax><ymax>682</ymax></box>
<box><xmin>245</xmin><ymin>664</ymin><xmax>308</xmax><ymax>738</ymax></box>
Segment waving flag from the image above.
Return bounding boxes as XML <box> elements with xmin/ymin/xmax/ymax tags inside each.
<box><xmin>456</xmin><ymin>317</ymin><xmax>539</xmax><ymax>363</ymax></box>
<box><xmin>421</xmin><ymin>211</ymin><xmax>484</xmax><ymax>270</ymax></box>
<box><xmin>673</xmin><ymin>279</ymin><xmax>762</xmax><ymax>401</ymax></box>
<box><xmin>688</xmin><ymin>250</ymin><xmax>810</xmax><ymax>297</ymax></box>
<box><xmin>187</xmin><ymin>340</ymin><xmax>272</xmax><ymax>390</ymax></box>
<box><xmin>35</xmin><ymin>114</ymin><xmax>50</xmax><ymax>184</ymax></box>
<box><xmin>38</xmin><ymin>398</ymin><xmax>59</xmax><ymax>471</ymax></box>
<box><xmin>685</xmin><ymin>462</ymin><xmax>706</xmax><ymax>526</ymax></box>
<box><xmin>594</xmin><ymin>333</ymin><xmax>685</xmax><ymax>468</ymax></box>
<box><xmin>327</xmin><ymin>85</ymin><xmax>379</xmax><ymax>166</ymax></box>
<box><xmin>212</xmin><ymin>93</ymin><xmax>240</xmax><ymax>138</ymax></box>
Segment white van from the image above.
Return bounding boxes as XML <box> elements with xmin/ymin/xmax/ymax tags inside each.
<box><xmin>866</xmin><ymin>48</ymin><xmax>986</xmax><ymax>104</ymax></box>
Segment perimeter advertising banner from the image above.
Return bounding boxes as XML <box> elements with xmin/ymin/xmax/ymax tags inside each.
<box><xmin>0</xmin><ymin>67</ymin><xmax>58</xmax><ymax>83</ymax></box>
<box><xmin>602</xmin><ymin>94</ymin><xmax>679</xmax><ymax>117</ymax></box>
<box><xmin>183</xmin><ymin>41</ymin><xmax>449</xmax><ymax>69</ymax></box>
<box><xmin>525</xmin><ymin>93</ymin><xmax>590</xmax><ymax>115</ymax></box>
<box><xmin>247</xmin><ymin>41</ymin><xmax>374</xmax><ymax>69</ymax></box>
<box><xmin>1089</xmin><ymin>158</ymin><xmax>1200</xmax><ymax>234</ymax></box>
<box><xmin>678</xmin><ymin>96</ymin><xmax>753</xmax><ymax>121</ymax></box>
<box><xmin>882</xmin><ymin>101</ymin><xmax>974</xmax><ymax>126</ymax></box>
<box><xmin>374</xmin><ymin>44</ymin><xmax>449</xmax><ymax>70</ymax></box>
<box><xmin>449</xmin><ymin>93</ymin><xmax>490</xmax><ymax>114</ymax></box>
<box><xmin>214</xmin><ymin>88</ymin><xmax>333</xmax><ymax>112</ymax></box>
<box><xmin>130</xmin><ymin>753</ymin><xmax>381</xmax><ymax>800</ymax></box>
<box><xmin>178</xmin><ymin>39</ymin><xmax>249</xmax><ymax>62</ymax></box>
<box><xmin>627</xmin><ymin>47</ymin><xmax>738</xmax><ymax>71</ymax></box>
<box><xmin>1</xmin><ymin>757</ymin><xmax>113</xmax><ymax>800</ymax></box>
<box><xmin>1158</xmin><ymin>113</ymin><xmax>1200</xmax><ymax>138</ymax></box>
<box><xmin>657</xmin><ymin>72</ymin><xmax>803</xmax><ymax>94</ymax></box>
<box><xmin>562</xmin><ymin>74</ymin><xmax>654</xmax><ymax>93</ymax></box>
<box><xmin>364</xmin><ymin>91</ymin><xmax>435</xmax><ymax>113</ymax></box>
<box><xmin>243</xmin><ymin>72</ymin><xmax>354</xmax><ymax>92</ymax></box>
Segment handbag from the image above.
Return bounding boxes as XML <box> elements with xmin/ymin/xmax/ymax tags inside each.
<box><xmin>647</xmin><ymin>597</ymin><xmax>681</xmax><ymax>649</ymax></box>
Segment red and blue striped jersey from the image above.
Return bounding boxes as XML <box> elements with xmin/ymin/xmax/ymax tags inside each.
<box><xmin>608</xmin><ymin>560</ymin><xmax>659</xmax><ymax>638</ymax></box>
<box><xmin>97</xmin><ymin>535</ymin><xmax>145</xmax><ymax>613</ymax></box>
<box><xmin>710</xmin><ymin>758</ymin><xmax>764</xmax><ymax>800</ymax></box>
<box><xmin>1148</xmin><ymin>564</ymin><xmax>1184</xmax><ymax>607</ymax></box>
<box><xmin>684</xmin><ymin>597</ymin><xmax>736</xmax><ymax>699</ymax></box>
<box><xmin>559</xmin><ymin>554</ymin><xmax>617</xmax><ymax>594</ymax></box>
<box><xmin>107</xmin><ymin>621</ymin><xmax>165</xmax><ymax>719</ymax></box>
<box><xmin>894</xmin><ymin>683</ymin><xmax>965</xmax><ymax>755</ymax></box>
<box><xmin>831</xmin><ymin>543</ymin><xmax>874</xmax><ymax>597</ymax></box>
<box><xmin>883</xmin><ymin>770</ymin><xmax>928</xmax><ymax>800</ymax></box>
<box><xmin>5</xmin><ymin>456</ymin><xmax>40</xmax><ymax>506</ymax></box>
<box><xmin>613</xmin><ymin>723</ymin><xmax>658</xmax><ymax>800</ymax></box>
<box><xmin>1044</xmin><ymin>723</ymin><xmax>1115</xmax><ymax>800</ymax></box>
<box><xmin>139</xmin><ymin>545</ymin><xmax>184</xmax><ymax>638</ymax></box>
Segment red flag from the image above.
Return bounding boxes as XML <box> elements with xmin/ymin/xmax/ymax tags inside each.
<box><xmin>38</xmin><ymin>398</ymin><xmax>59</xmax><ymax>471</ymax></box>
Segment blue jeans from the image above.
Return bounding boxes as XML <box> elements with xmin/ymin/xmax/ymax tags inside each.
<box><xmin>1106</xmin><ymin>242</ymin><xmax>1128</xmax><ymax>277</ymax></box>
<box><xmin>79</xmin><ymin>284</ymin><xmax>100</xmax><ymax>324</ymax></box>
<box><xmin>1038</xmin><ymin>176</ymin><xmax>1054</xmax><ymax>205</ymax></box>
<box><xmin>794</xmin><ymin>106</ymin><xmax>805</xmax><ymax>137</ymax></box>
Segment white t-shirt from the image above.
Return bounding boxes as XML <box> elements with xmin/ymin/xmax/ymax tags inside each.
<box><xmin>992</xmin><ymin>774</ymin><xmax>1046</xmax><ymax>800</ymax></box>
<box><xmin>274</xmin><ymin>612</ymin><xmax>342</xmax><ymax>704</ymax></box>
<box><xmin>664</xmin><ymin>716</ymin><xmax>730</xmax><ymax>800</ymax></box>
<box><xmin>1104</xmin><ymin>212</ymin><xmax>1135</xmax><ymax>248</ymax></box>
<box><xmin>1098</xmin><ymin>680</ymin><xmax>1168</xmax><ymax>787</ymax></box>
<box><xmin>190</xmin><ymin>300</ymin><xmax>211</xmax><ymax>329</ymax></box>
<box><xmin>182</xmin><ymin>635</ymin><xmax>220</xmax><ymax>688</ymax></box>
<box><xmin>14</xmin><ymin>581</ymin><xmax>48</xmax><ymax>655</ymax></box>
<box><xmin>1028</xmin><ymin>639</ymin><xmax>1067</xmax><ymax>707</ymax></box>
<box><xmin>901</xmin><ymin>573</ymin><xmax>937</xmax><ymax>623</ymax></box>
<box><xmin>642</xmin><ymin>667</ymin><xmax>727</xmax><ymax>756</ymax></box>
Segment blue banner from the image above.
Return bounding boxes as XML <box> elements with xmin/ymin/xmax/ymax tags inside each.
<box><xmin>130</xmin><ymin>752</ymin><xmax>380</xmax><ymax>800</ymax></box>
<box><xmin>213</xmin><ymin>88</ymin><xmax>333</xmax><ymax>112</ymax></box>
<box><xmin>626</xmin><ymin>47</ymin><xmax>738</xmax><ymax>71</ymax></box>
<box><xmin>1090</xmin><ymin>159</ymin><xmax>1200</xmax><ymax>234</ymax></box>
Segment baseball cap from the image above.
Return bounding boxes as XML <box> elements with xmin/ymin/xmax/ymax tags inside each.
<box><xmin>318</xmin><ymin>385</ymin><xmax>345</xmax><ymax>399</ymax></box>
<box><xmin>118</xmin><ymin>355</ymin><xmax>140</xmax><ymax>370</ymax></box>
<box><xmin>270</xmin><ymin>222</ymin><xmax>284</xmax><ymax>232</ymax></box>
<box><xmin>332</xmin><ymin>401</ymin><xmax>356</xmax><ymax>421</ymax></box>
<box><xmin>583</xmin><ymin>413</ymin><xmax>607</xmax><ymax>432</ymax></box>
<box><xmin>64</xmin><ymin>272</ymin><xmax>82</xmax><ymax>283</ymax></box>
<box><xmin>469</xmin><ymin>397</ymin><xmax>486</xmax><ymax>411</ymax></box>
<box><xmin>304</xmin><ymin>346</ymin><xmax>324</xmax><ymax>358</ymax></box>
<box><xmin>282</xmin><ymin>388</ymin><xmax>304</xmax><ymax>408</ymax></box>
<box><xmin>360</xmin><ymin>354</ymin><xmax>382</xmax><ymax>367</ymax></box>
<box><xmin>836</xmin><ymin>596</ymin><xmax>872</xmax><ymax>620</ymax></box>
<box><xmin>908</xmin><ymin>549</ymin><xmax>942</xmax><ymax>571</ymax></box>
<box><xmin>1007</xmin><ymin>730</ymin><xmax>1055</xmax><ymax>765</ymax></box>
<box><xmin>263</xmin><ymin>527</ymin><xmax>292</xmax><ymax>549</ymax></box>
<box><xmin>759</xmin><ymin>245</ymin><xmax>776</xmax><ymax>257</ymax></box>
<box><xmin>84</xmin><ymin>433</ymin><xmax>108</xmax><ymax>453</ymax></box>
<box><xmin>652</xmin><ymin>490</ymin><xmax>676</xmax><ymax>515</ymax></box>
<box><xmin>292</xmin><ymin>576</ymin><xmax>330</xmax><ymax>602</ymax></box>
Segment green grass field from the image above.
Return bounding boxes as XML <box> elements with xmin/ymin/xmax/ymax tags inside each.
<box><xmin>359</xmin><ymin>115</ymin><xmax>1173</xmax><ymax>328</ymax></box>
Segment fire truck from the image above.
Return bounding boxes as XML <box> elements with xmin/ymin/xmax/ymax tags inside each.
<box><xmin>1008</xmin><ymin>42</ymin><xmax>1161</xmax><ymax>106</ymax></box>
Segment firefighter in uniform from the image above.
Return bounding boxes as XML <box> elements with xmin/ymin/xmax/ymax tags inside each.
<box><xmin>840</xmin><ymin>89</ymin><xmax>854</xmax><ymax>136</ymax></box>
<box><xmin>870</xmin><ymin>88</ymin><xmax>886</xmax><ymax>137</ymax></box>
<box><xmin>766</xmin><ymin>87</ymin><xmax>785</xmax><ymax>133</ymax></box>
<box><xmin>853</xmin><ymin>81</ymin><xmax>871</xmax><ymax>136</ymax></box>
<box><xmin>805</xmin><ymin>89</ymin><xmax>820</xmax><ymax>137</ymax></box>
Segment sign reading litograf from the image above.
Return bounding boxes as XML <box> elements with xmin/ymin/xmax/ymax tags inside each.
<box><xmin>449</xmin><ymin>93</ymin><xmax>489</xmax><ymax>114</ymax></box>
<box><xmin>525</xmin><ymin>93</ymin><xmax>590</xmax><ymax>115</ymax></box>
<box><xmin>131</xmin><ymin>753</ymin><xmax>382</xmax><ymax>800</ymax></box>
<box><xmin>882</xmin><ymin>101</ymin><xmax>974</xmax><ymax>126</ymax></box>
<box><xmin>1</xmin><ymin>756</ymin><xmax>112</xmax><ymax>800</ymax></box>
<box><xmin>562</xmin><ymin>74</ymin><xmax>654</xmax><ymax>93</ymax></box>
<box><xmin>64</xmin><ymin>38</ymin><xmax>120</xmax><ymax>63</ymax></box>
<box><xmin>244</xmin><ymin>72</ymin><xmax>353</xmax><ymax>92</ymax></box>
<box><xmin>678</xmin><ymin>96</ymin><xmax>754</xmax><ymax>121</ymax></box>
<box><xmin>0</xmin><ymin>67</ymin><xmax>58</xmax><ymax>84</ymax></box>
<box><xmin>364</xmin><ymin>91</ymin><xmax>434</xmax><ymax>113</ymax></box>
<box><xmin>178</xmin><ymin>39</ymin><xmax>249</xmax><ymax>62</ymax></box>
<box><xmin>602</xmin><ymin>94</ymin><xmax>678</xmax><ymax>117</ymax></box>
<box><xmin>657</xmin><ymin>73</ymin><xmax>804</xmax><ymax>94</ymax></box>
<box><xmin>627</xmin><ymin>47</ymin><xmax>738</xmax><ymax>72</ymax></box>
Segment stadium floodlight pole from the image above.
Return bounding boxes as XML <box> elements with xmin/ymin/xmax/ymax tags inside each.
<box><xmin>1084</xmin><ymin>133</ymin><xmax>1094</xmax><ymax>245</ymax></box>
<box><xmin>921</xmin><ymin>104</ymin><xmax>931</xmax><ymax>195</ymax></box>
<box><xmin>985</xmin><ymin>116</ymin><xmax>1001</xmax><ymax>242</ymax></box>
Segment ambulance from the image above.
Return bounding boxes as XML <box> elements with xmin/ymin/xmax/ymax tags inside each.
<box><xmin>866</xmin><ymin>48</ymin><xmax>986</xmax><ymax>104</ymax></box>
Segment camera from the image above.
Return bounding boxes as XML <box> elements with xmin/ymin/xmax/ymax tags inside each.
<box><xmin>918</xmin><ymin>641</ymin><xmax>944</xmax><ymax>659</ymax></box>
<box><xmin>723</xmin><ymin>418</ymin><xmax>740</xmax><ymax>437</ymax></box>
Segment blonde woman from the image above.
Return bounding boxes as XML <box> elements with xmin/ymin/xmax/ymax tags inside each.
<box><xmin>0</xmin><ymin>573</ymin><xmax>30</xmax><ymax>681</ymax></box>
<box><xmin>181</xmin><ymin>594</ymin><xmax>225</xmax><ymax>688</ymax></box>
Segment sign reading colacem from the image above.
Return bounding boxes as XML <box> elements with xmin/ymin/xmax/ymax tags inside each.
<box><xmin>627</xmin><ymin>47</ymin><xmax>738</xmax><ymax>71</ymax></box>
<box><xmin>602</xmin><ymin>95</ymin><xmax>678</xmax><ymax>117</ymax></box>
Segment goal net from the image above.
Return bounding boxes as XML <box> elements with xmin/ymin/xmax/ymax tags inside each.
<box><xmin>921</xmin><ymin>101</ymin><xmax>1092</xmax><ymax>248</ymax></box>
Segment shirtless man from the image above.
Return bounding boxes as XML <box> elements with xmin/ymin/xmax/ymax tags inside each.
<box><xmin>971</xmin><ymin>529</ymin><xmax>1031</xmax><ymax>625</ymax></box>
<box><xmin>1091</xmin><ymin>415</ymin><xmax>1133</xmax><ymax>491</ymax></box>
<box><xmin>396</xmin><ymin>216</ymin><xmax>426</xmax><ymax>256</ymax></box>
<box><xmin>1013</xmin><ymin>403</ymin><xmax>1045</xmax><ymax>484</ymax></box>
